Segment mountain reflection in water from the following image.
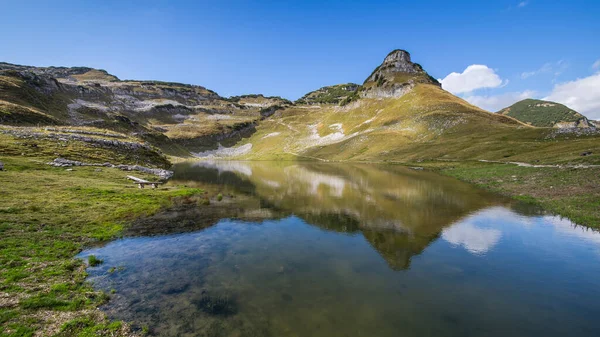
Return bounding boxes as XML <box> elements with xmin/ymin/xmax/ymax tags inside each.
<box><xmin>171</xmin><ymin>161</ymin><xmax>509</xmax><ymax>269</ymax></box>
<box><xmin>79</xmin><ymin>161</ymin><xmax>600</xmax><ymax>337</ymax></box>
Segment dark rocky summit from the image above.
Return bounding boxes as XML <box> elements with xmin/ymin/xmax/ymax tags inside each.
<box><xmin>365</xmin><ymin>50</ymin><xmax>431</xmax><ymax>81</ymax></box>
<box><xmin>360</xmin><ymin>49</ymin><xmax>440</xmax><ymax>98</ymax></box>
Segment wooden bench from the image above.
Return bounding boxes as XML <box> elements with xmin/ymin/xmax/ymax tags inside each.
<box><xmin>127</xmin><ymin>175</ymin><xmax>164</xmax><ymax>189</ymax></box>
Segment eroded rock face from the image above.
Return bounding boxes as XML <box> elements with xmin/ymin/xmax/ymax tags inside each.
<box><xmin>0</xmin><ymin>63</ymin><xmax>226</xmax><ymax>126</ymax></box>
<box><xmin>296</xmin><ymin>83</ymin><xmax>360</xmax><ymax>105</ymax></box>
<box><xmin>47</xmin><ymin>158</ymin><xmax>174</xmax><ymax>179</ymax></box>
<box><xmin>365</xmin><ymin>50</ymin><xmax>423</xmax><ymax>82</ymax></box>
<box><xmin>361</xmin><ymin>49</ymin><xmax>439</xmax><ymax>99</ymax></box>
<box><xmin>0</xmin><ymin>62</ymin><xmax>290</xmax><ymax>151</ymax></box>
<box><xmin>361</xmin><ymin>82</ymin><xmax>414</xmax><ymax>99</ymax></box>
<box><xmin>554</xmin><ymin>118</ymin><xmax>594</xmax><ymax>129</ymax></box>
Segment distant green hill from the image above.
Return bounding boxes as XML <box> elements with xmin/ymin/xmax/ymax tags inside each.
<box><xmin>497</xmin><ymin>99</ymin><xmax>589</xmax><ymax>128</ymax></box>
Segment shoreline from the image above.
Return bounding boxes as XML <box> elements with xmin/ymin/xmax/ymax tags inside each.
<box><xmin>1</xmin><ymin>155</ymin><xmax>598</xmax><ymax>335</ymax></box>
<box><xmin>416</xmin><ymin>160</ymin><xmax>600</xmax><ymax>229</ymax></box>
<box><xmin>0</xmin><ymin>156</ymin><xmax>213</xmax><ymax>336</ymax></box>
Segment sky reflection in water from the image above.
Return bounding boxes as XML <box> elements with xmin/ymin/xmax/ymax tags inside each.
<box><xmin>80</xmin><ymin>161</ymin><xmax>600</xmax><ymax>337</ymax></box>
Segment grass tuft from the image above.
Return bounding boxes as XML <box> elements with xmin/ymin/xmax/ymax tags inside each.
<box><xmin>87</xmin><ymin>255</ymin><xmax>103</xmax><ymax>267</ymax></box>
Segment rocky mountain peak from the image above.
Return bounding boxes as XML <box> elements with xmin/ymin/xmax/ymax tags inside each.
<box><xmin>365</xmin><ymin>49</ymin><xmax>436</xmax><ymax>83</ymax></box>
<box><xmin>381</xmin><ymin>49</ymin><xmax>417</xmax><ymax>72</ymax></box>
<box><xmin>360</xmin><ymin>49</ymin><xmax>439</xmax><ymax>98</ymax></box>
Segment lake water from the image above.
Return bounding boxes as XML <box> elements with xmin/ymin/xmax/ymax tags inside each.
<box><xmin>80</xmin><ymin>161</ymin><xmax>600</xmax><ymax>337</ymax></box>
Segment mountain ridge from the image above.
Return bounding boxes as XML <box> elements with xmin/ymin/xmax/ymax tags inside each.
<box><xmin>227</xmin><ymin>51</ymin><xmax>598</xmax><ymax>164</ymax></box>
<box><xmin>1</xmin><ymin>50</ymin><xmax>599</xmax><ymax>166</ymax></box>
<box><xmin>0</xmin><ymin>61</ymin><xmax>290</xmax><ymax>155</ymax></box>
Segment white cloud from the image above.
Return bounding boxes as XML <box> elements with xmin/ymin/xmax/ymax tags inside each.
<box><xmin>544</xmin><ymin>72</ymin><xmax>600</xmax><ymax>119</ymax></box>
<box><xmin>440</xmin><ymin>65</ymin><xmax>506</xmax><ymax>94</ymax></box>
<box><xmin>593</xmin><ymin>59</ymin><xmax>600</xmax><ymax>70</ymax></box>
<box><xmin>442</xmin><ymin>222</ymin><xmax>502</xmax><ymax>255</ymax></box>
<box><xmin>521</xmin><ymin>60</ymin><xmax>567</xmax><ymax>79</ymax></box>
<box><xmin>464</xmin><ymin>90</ymin><xmax>536</xmax><ymax>112</ymax></box>
<box><xmin>518</xmin><ymin>1</ymin><xmax>529</xmax><ymax>8</ymax></box>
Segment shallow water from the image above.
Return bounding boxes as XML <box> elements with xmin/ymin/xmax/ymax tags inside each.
<box><xmin>80</xmin><ymin>161</ymin><xmax>600</xmax><ymax>336</ymax></box>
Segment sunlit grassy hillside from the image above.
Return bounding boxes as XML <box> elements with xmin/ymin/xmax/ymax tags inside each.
<box><xmin>237</xmin><ymin>84</ymin><xmax>600</xmax><ymax>164</ymax></box>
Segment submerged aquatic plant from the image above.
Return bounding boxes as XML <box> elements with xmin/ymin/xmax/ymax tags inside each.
<box><xmin>195</xmin><ymin>292</ymin><xmax>237</xmax><ymax>316</ymax></box>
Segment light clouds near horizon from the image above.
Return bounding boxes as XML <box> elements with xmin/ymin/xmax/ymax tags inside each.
<box><xmin>544</xmin><ymin>72</ymin><xmax>600</xmax><ymax>117</ymax></box>
<box><xmin>440</xmin><ymin>60</ymin><xmax>600</xmax><ymax>119</ymax></box>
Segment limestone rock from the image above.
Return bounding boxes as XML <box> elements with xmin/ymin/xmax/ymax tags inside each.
<box><xmin>47</xmin><ymin>158</ymin><xmax>173</xmax><ymax>179</ymax></box>
<box><xmin>360</xmin><ymin>49</ymin><xmax>439</xmax><ymax>99</ymax></box>
<box><xmin>365</xmin><ymin>50</ymin><xmax>424</xmax><ymax>82</ymax></box>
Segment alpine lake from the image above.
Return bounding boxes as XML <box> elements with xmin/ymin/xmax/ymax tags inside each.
<box><xmin>79</xmin><ymin>161</ymin><xmax>600</xmax><ymax>337</ymax></box>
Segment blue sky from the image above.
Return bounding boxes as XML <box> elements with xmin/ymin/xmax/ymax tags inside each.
<box><xmin>1</xmin><ymin>0</ymin><xmax>599</xmax><ymax>117</ymax></box>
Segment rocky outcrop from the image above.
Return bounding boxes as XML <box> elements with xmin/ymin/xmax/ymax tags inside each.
<box><xmin>360</xmin><ymin>82</ymin><xmax>414</xmax><ymax>99</ymax></box>
<box><xmin>0</xmin><ymin>62</ymin><xmax>116</xmax><ymax>81</ymax></box>
<box><xmin>545</xmin><ymin>127</ymin><xmax>600</xmax><ymax>139</ymax></box>
<box><xmin>2</xmin><ymin>128</ymin><xmax>155</xmax><ymax>152</ymax></box>
<box><xmin>365</xmin><ymin>50</ymin><xmax>424</xmax><ymax>82</ymax></box>
<box><xmin>0</xmin><ymin>63</ymin><xmax>225</xmax><ymax>126</ymax></box>
<box><xmin>360</xmin><ymin>49</ymin><xmax>440</xmax><ymax>99</ymax></box>
<box><xmin>115</xmin><ymin>164</ymin><xmax>174</xmax><ymax>180</ymax></box>
<box><xmin>227</xmin><ymin>94</ymin><xmax>292</xmax><ymax>108</ymax></box>
<box><xmin>296</xmin><ymin>83</ymin><xmax>360</xmax><ymax>105</ymax></box>
<box><xmin>43</xmin><ymin>127</ymin><xmax>127</xmax><ymax>138</ymax></box>
<box><xmin>47</xmin><ymin>158</ymin><xmax>173</xmax><ymax>179</ymax></box>
<box><xmin>0</xmin><ymin>62</ymin><xmax>289</xmax><ymax>151</ymax></box>
<box><xmin>554</xmin><ymin>118</ymin><xmax>594</xmax><ymax>129</ymax></box>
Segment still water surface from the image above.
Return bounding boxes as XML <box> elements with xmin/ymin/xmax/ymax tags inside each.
<box><xmin>80</xmin><ymin>161</ymin><xmax>600</xmax><ymax>336</ymax></box>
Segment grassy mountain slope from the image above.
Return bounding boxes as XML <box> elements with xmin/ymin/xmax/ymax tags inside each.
<box><xmin>238</xmin><ymin>84</ymin><xmax>599</xmax><ymax>164</ymax></box>
<box><xmin>0</xmin><ymin>125</ymin><xmax>171</xmax><ymax>168</ymax></box>
<box><xmin>0</xmin><ymin>71</ymin><xmax>70</xmax><ymax>124</ymax></box>
<box><xmin>240</xmin><ymin>85</ymin><xmax>599</xmax><ymax>164</ymax></box>
<box><xmin>497</xmin><ymin>98</ymin><xmax>590</xmax><ymax>127</ymax></box>
<box><xmin>230</xmin><ymin>51</ymin><xmax>600</xmax><ymax>165</ymax></box>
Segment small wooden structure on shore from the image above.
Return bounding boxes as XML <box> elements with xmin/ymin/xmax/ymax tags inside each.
<box><xmin>127</xmin><ymin>175</ymin><xmax>164</xmax><ymax>189</ymax></box>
